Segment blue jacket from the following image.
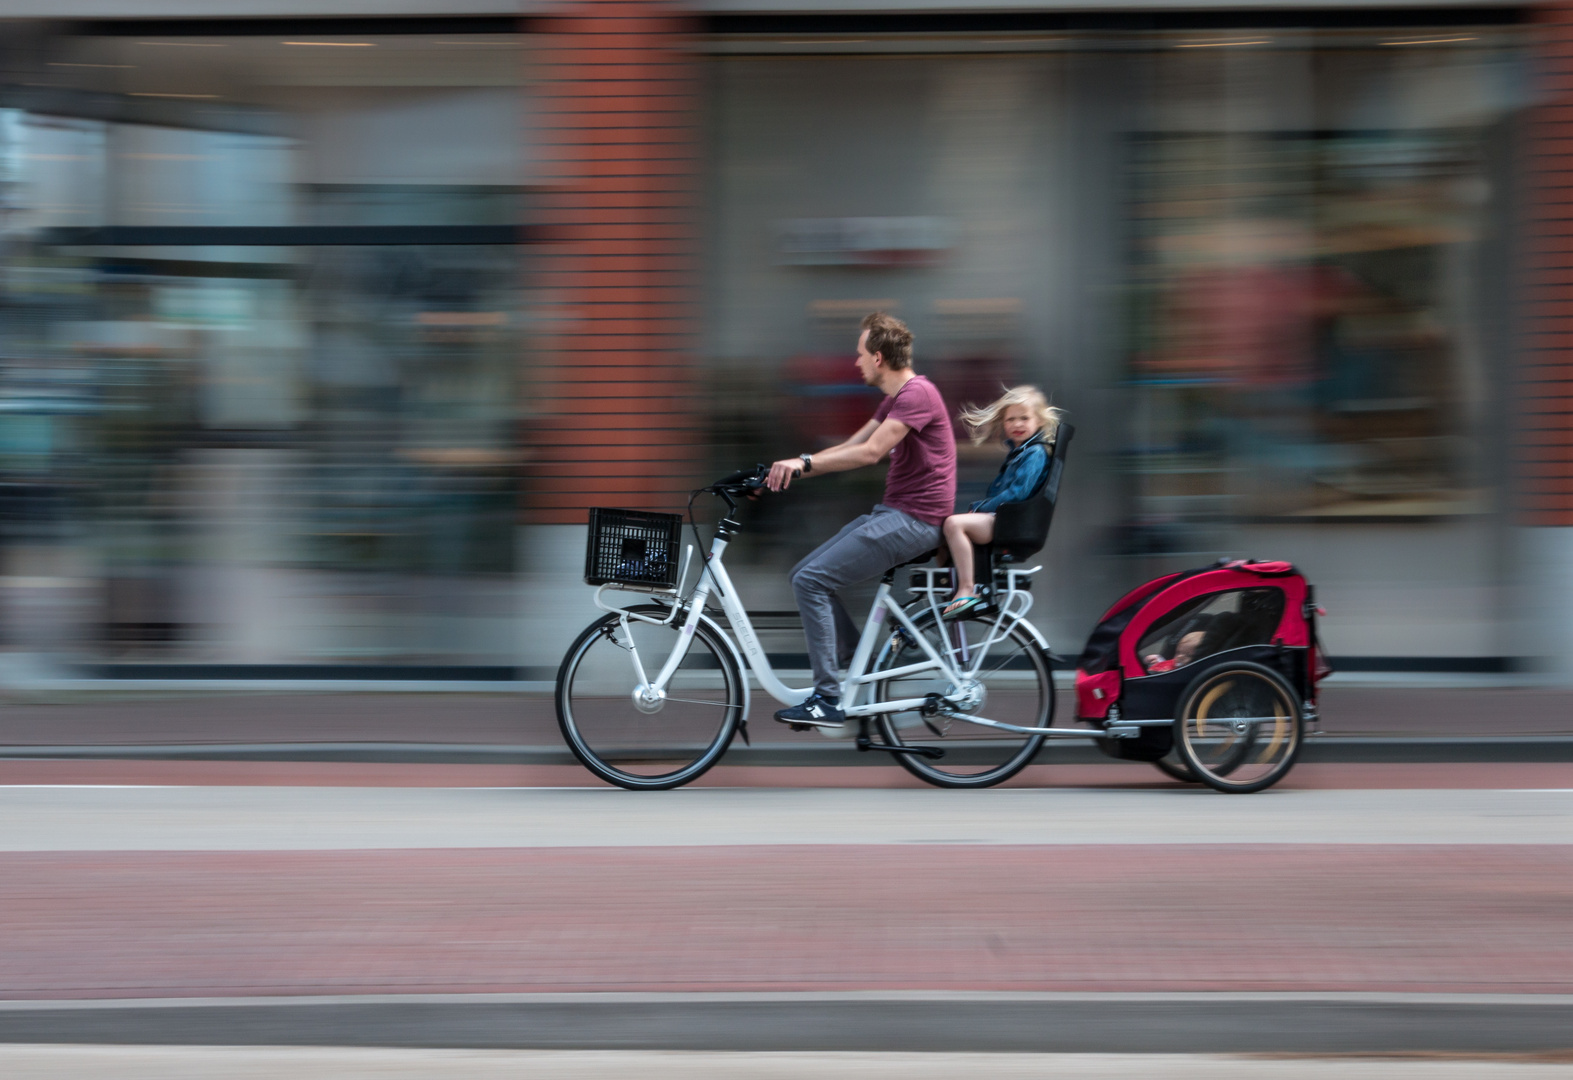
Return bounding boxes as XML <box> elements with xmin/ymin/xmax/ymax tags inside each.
<box><xmin>969</xmin><ymin>430</ymin><xmax>1049</xmax><ymax>514</ymax></box>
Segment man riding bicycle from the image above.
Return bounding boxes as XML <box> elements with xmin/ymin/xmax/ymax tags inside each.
<box><xmin>765</xmin><ymin>312</ymin><xmax>957</xmax><ymax>729</ymax></box>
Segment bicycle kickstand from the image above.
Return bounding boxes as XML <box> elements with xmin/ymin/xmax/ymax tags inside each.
<box><xmin>855</xmin><ymin>718</ymin><xmax>946</xmax><ymax>760</ymax></box>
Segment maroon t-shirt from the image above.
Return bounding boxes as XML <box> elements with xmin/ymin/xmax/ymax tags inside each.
<box><xmin>872</xmin><ymin>375</ymin><xmax>957</xmax><ymax>526</ymax></box>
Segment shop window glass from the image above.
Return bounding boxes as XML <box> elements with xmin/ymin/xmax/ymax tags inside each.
<box><xmin>0</xmin><ymin>27</ymin><xmax>528</xmax><ymax>665</ymax></box>
<box><xmin>1126</xmin><ymin>126</ymin><xmax>1495</xmax><ymax>543</ymax></box>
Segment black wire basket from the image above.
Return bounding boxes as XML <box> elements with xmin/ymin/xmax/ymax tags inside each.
<box><xmin>584</xmin><ymin>507</ymin><xmax>684</xmax><ymax>590</ymax></box>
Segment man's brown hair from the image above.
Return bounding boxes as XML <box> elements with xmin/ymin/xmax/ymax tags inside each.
<box><xmin>860</xmin><ymin>311</ymin><xmax>913</xmax><ymax>371</ymax></box>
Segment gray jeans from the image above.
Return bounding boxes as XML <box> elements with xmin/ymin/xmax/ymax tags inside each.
<box><xmin>791</xmin><ymin>504</ymin><xmax>942</xmax><ymax>698</ymax></box>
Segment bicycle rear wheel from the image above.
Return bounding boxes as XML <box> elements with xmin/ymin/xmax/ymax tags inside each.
<box><xmin>556</xmin><ymin>605</ymin><xmax>744</xmax><ymax>790</ymax></box>
<box><xmin>872</xmin><ymin>612</ymin><xmax>1052</xmax><ymax>788</ymax></box>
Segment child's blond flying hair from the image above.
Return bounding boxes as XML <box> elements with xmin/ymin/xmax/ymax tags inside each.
<box><xmin>958</xmin><ymin>385</ymin><xmax>1063</xmax><ymax>446</ymax></box>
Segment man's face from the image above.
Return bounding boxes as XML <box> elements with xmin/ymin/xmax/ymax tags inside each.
<box><xmin>855</xmin><ymin>330</ymin><xmax>883</xmax><ymax>386</ymax></box>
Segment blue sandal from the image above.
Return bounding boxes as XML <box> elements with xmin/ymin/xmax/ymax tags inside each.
<box><xmin>943</xmin><ymin>594</ymin><xmax>983</xmax><ymax>619</ymax></box>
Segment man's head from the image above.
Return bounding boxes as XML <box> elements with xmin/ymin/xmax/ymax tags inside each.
<box><xmin>856</xmin><ymin>312</ymin><xmax>913</xmax><ymax>386</ymax></box>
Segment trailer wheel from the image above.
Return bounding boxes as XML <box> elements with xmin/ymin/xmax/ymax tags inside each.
<box><xmin>1173</xmin><ymin>661</ymin><xmax>1302</xmax><ymax>794</ymax></box>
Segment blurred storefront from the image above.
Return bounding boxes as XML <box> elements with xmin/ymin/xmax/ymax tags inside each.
<box><xmin>0</xmin><ymin>17</ymin><xmax>530</xmax><ymax>671</ymax></box>
<box><xmin>0</xmin><ymin>3</ymin><xmax>1555</xmax><ymax>679</ymax></box>
<box><xmin>703</xmin><ymin>15</ymin><xmax>1525</xmax><ymax>665</ymax></box>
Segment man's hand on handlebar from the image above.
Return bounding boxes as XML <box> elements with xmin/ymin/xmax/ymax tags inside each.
<box><xmin>766</xmin><ymin>458</ymin><xmax>805</xmax><ymax>493</ymax></box>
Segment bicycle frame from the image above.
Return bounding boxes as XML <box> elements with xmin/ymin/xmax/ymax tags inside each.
<box><xmin>595</xmin><ymin>521</ymin><xmax>1121</xmax><ymax>738</ymax></box>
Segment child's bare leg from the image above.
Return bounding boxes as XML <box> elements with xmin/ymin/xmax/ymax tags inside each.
<box><xmin>943</xmin><ymin>513</ymin><xmax>995</xmax><ymax>599</ymax></box>
<box><xmin>943</xmin><ymin>517</ymin><xmax>973</xmax><ymax>598</ymax></box>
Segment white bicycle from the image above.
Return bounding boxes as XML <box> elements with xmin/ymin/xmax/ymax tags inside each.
<box><xmin>555</xmin><ymin>464</ymin><xmax>1085</xmax><ymax>790</ymax></box>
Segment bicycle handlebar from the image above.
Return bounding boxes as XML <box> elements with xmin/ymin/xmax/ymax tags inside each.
<box><xmin>707</xmin><ymin>465</ymin><xmax>769</xmax><ymax>493</ymax></box>
<box><xmin>701</xmin><ymin>463</ymin><xmax>799</xmax><ymax>511</ymax></box>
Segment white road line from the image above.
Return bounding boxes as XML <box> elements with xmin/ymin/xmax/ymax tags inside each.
<box><xmin>1</xmin><ymin>1047</ymin><xmax>1570</xmax><ymax>1080</ymax></box>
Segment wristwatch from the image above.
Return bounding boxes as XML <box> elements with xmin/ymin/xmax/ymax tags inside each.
<box><xmin>799</xmin><ymin>452</ymin><xmax>814</xmax><ymax>474</ymax></box>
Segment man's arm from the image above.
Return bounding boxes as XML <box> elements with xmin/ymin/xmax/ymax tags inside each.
<box><xmin>766</xmin><ymin>417</ymin><xmax>910</xmax><ymax>492</ymax></box>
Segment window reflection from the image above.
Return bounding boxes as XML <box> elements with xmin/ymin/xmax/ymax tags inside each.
<box><xmin>1127</xmin><ymin>120</ymin><xmax>1498</xmax><ymax>550</ymax></box>
<box><xmin>0</xmin><ymin>29</ymin><xmax>527</xmax><ymax>666</ymax></box>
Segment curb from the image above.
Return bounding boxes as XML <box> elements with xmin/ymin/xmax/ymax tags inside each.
<box><xmin>2</xmin><ymin>993</ymin><xmax>1572</xmax><ymax>1052</ymax></box>
<box><xmin>5</xmin><ymin>735</ymin><xmax>1573</xmax><ymax>765</ymax></box>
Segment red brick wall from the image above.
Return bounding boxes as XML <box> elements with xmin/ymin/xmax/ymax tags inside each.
<box><xmin>528</xmin><ymin>0</ymin><xmax>703</xmax><ymax>524</ymax></box>
<box><xmin>1525</xmin><ymin>4</ymin><xmax>1573</xmax><ymax>525</ymax></box>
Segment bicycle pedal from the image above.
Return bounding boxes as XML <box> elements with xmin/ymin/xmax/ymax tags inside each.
<box><xmin>788</xmin><ymin>722</ymin><xmax>813</xmax><ymax>732</ymax></box>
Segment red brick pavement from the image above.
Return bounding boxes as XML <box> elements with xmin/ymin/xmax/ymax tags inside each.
<box><xmin>3</xmin><ymin>846</ymin><xmax>1571</xmax><ymax>999</ymax></box>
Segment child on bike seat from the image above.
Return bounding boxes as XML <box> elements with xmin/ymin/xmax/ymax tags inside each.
<box><xmin>941</xmin><ymin>385</ymin><xmax>1063</xmax><ymax>618</ymax></box>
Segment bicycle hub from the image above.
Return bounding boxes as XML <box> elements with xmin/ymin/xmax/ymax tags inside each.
<box><xmin>631</xmin><ymin>685</ymin><xmax>666</xmax><ymax>714</ymax></box>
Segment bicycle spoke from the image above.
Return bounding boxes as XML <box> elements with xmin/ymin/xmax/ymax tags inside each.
<box><xmin>975</xmin><ymin>644</ymin><xmax>1020</xmax><ymax>680</ymax></box>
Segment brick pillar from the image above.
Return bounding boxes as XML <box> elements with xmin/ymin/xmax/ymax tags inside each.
<box><xmin>1525</xmin><ymin>5</ymin><xmax>1573</xmax><ymax>525</ymax></box>
<box><xmin>529</xmin><ymin>0</ymin><xmax>703</xmax><ymax>524</ymax></box>
<box><xmin>1523</xmin><ymin>4</ymin><xmax>1573</xmax><ymax>677</ymax></box>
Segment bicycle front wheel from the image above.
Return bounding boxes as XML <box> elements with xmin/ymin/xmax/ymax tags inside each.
<box><xmin>873</xmin><ymin>612</ymin><xmax>1053</xmax><ymax>788</ymax></box>
<box><xmin>556</xmin><ymin>605</ymin><xmax>744</xmax><ymax>790</ymax></box>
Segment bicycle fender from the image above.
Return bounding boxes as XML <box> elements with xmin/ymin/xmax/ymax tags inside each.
<box><xmin>1010</xmin><ymin>614</ymin><xmax>1054</xmax><ymax>656</ymax></box>
<box><xmin>693</xmin><ymin>608</ymin><xmax>752</xmax><ymax>726</ymax></box>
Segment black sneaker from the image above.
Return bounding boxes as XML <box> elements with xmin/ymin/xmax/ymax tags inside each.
<box><xmin>774</xmin><ymin>693</ymin><xmax>845</xmax><ymax>729</ymax></box>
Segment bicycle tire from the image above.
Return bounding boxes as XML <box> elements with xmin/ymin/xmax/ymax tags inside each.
<box><xmin>1152</xmin><ymin>750</ymin><xmax>1200</xmax><ymax>783</ymax></box>
<box><xmin>872</xmin><ymin>612</ymin><xmax>1052</xmax><ymax>788</ymax></box>
<box><xmin>1172</xmin><ymin>660</ymin><xmax>1303</xmax><ymax>794</ymax></box>
<box><xmin>556</xmin><ymin>604</ymin><xmax>744</xmax><ymax>790</ymax></box>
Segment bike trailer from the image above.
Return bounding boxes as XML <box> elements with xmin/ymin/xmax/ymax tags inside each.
<box><xmin>1074</xmin><ymin>558</ymin><xmax>1330</xmax><ymax>762</ymax></box>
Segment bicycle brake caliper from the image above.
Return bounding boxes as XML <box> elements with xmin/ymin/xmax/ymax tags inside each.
<box><xmin>600</xmin><ymin>624</ymin><xmax>632</xmax><ymax>652</ymax></box>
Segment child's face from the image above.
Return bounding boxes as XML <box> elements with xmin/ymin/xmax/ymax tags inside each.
<box><xmin>1174</xmin><ymin>631</ymin><xmax>1206</xmax><ymax>662</ymax></box>
<box><xmin>1002</xmin><ymin>404</ymin><xmax>1040</xmax><ymax>443</ymax></box>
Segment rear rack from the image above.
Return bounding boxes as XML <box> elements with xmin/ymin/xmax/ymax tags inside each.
<box><xmin>908</xmin><ymin>565</ymin><xmax>1038</xmax><ymax>598</ymax></box>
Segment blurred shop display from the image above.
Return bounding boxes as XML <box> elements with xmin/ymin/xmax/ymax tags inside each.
<box><xmin>0</xmin><ymin>27</ymin><xmax>528</xmax><ymax>666</ymax></box>
<box><xmin>776</xmin><ymin>217</ymin><xmax>953</xmax><ymax>268</ymax></box>
<box><xmin>1125</xmin><ymin>128</ymin><xmax>1494</xmax><ymax>553</ymax></box>
<box><xmin>783</xmin><ymin>354</ymin><xmax>881</xmax><ymax>448</ymax></box>
<box><xmin>0</xmin><ymin>13</ymin><xmax>1533</xmax><ymax>673</ymax></box>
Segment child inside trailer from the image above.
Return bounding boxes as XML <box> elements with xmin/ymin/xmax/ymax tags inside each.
<box><xmin>1144</xmin><ymin>628</ymin><xmax>1207</xmax><ymax>673</ymax></box>
<box><xmin>1135</xmin><ymin>589</ymin><xmax>1287</xmax><ymax>675</ymax></box>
